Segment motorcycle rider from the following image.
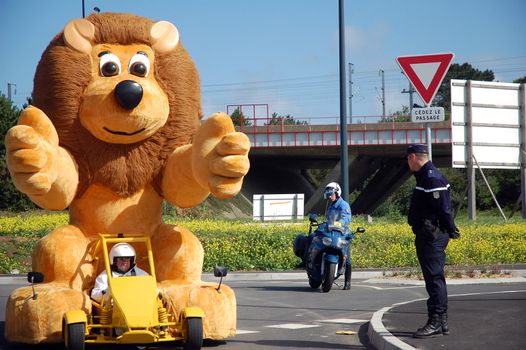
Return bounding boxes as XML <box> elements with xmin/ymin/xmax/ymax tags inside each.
<box><xmin>323</xmin><ymin>182</ymin><xmax>352</xmax><ymax>290</ymax></box>
<box><xmin>91</xmin><ymin>242</ymin><xmax>148</xmax><ymax>303</ymax></box>
<box><xmin>302</xmin><ymin>182</ymin><xmax>353</xmax><ymax>290</ymax></box>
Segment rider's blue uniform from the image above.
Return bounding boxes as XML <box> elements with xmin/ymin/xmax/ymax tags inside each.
<box><xmin>326</xmin><ymin>197</ymin><xmax>352</xmax><ymax>228</ymax></box>
<box><xmin>325</xmin><ymin>197</ymin><xmax>352</xmax><ymax>267</ymax></box>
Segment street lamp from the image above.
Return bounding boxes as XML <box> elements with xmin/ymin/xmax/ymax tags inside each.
<box><xmin>338</xmin><ymin>0</ymin><xmax>349</xmax><ymax>202</ymax></box>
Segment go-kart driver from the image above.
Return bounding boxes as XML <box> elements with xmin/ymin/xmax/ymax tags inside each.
<box><xmin>91</xmin><ymin>242</ymin><xmax>148</xmax><ymax>302</ymax></box>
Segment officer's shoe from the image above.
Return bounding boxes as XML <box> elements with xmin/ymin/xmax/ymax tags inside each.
<box><xmin>343</xmin><ymin>281</ymin><xmax>351</xmax><ymax>290</ymax></box>
<box><xmin>440</xmin><ymin>313</ymin><xmax>449</xmax><ymax>335</ymax></box>
<box><xmin>413</xmin><ymin>314</ymin><xmax>443</xmax><ymax>338</ymax></box>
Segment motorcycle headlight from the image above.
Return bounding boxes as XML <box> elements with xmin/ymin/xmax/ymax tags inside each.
<box><xmin>322</xmin><ymin>237</ymin><xmax>332</xmax><ymax>246</ymax></box>
<box><xmin>336</xmin><ymin>238</ymin><xmax>346</xmax><ymax>249</ymax></box>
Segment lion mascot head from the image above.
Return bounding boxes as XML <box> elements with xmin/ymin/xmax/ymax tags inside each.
<box><xmin>33</xmin><ymin>12</ymin><xmax>201</xmax><ymax>197</ymax></box>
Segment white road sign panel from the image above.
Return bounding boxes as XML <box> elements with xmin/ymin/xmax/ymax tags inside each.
<box><xmin>411</xmin><ymin>107</ymin><xmax>445</xmax><ymax>122</ymax></box>
<box><xmin>451</xmin><ymin>79</ymin><xmax>523</xmax><ymax>169</ymax></box>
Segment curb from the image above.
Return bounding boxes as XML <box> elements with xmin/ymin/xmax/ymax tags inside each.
<box><xmin>202</xmin><ymin>270</ymin><xmax>389</xmax><ymax>282</ymax></box>
<box><xmin>368</xmin><ymin>305</ymin><xmax>418</xmax><ymax>350</ymax></box>
<box><xmin>5</xmin><ymin>269</ymin><xmax>526</xmax><ymax>284</ymax></box>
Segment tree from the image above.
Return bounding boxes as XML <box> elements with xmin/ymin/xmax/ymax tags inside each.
<box><xmin>0</xmin><ymin>95</ymin><xmax>36</xmax><ymax>211</ymax></box>
<box><xmin>266</xmin><ymin>112</ymin><xmax>308</xmax><ymax>126</ymax></box>
<box><xmin>229</xmin><ymin>108</ymin><xmax>252</xmax><ymax>127</ymax></box>
<box><xmin>513</xmin><ymin>76</ymin><xmax>526</xmax><ymax>84</ymax></box>
<box><xmin>380</xmin><ymin>106</ymin><xmax>410</xmax><ymax>123</ymax></box>
<box><xmin>434</xmin><ymin>63</ymin><xmax>495</xmax><ymax>111</ymax></box>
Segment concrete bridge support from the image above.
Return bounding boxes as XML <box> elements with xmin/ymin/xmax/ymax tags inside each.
<box><xmin>241</xmin><ymin>144</ymin><xmax>452</xmax><ymax>217</ymax></box>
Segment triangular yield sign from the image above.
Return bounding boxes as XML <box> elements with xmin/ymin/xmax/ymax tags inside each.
<box><xmin>396</xmin><ymin>53</ymin><xmax>454</xmax><ymax>106</ymax></box>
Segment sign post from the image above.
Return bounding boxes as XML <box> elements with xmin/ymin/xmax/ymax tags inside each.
<box><xmin>396</xmin><ymin>53</ymin><xmax>454</xmax><ymax>160</ymax></box>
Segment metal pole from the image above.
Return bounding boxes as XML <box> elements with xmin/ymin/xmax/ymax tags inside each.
<box><xmin>381</xmin><ymin>69</ymin><xmax>385</xmax><ymax>119</ymax></box>
<box><xmin>473</xmin><ymin>155</ymin><xmax>507</xmax><ymax>221</ymax></box>
<box><xmin>520</xmin><ymin>83</ymin><xmax>526</xmax><ymax>219</ymax></box>
<box><xmin>409</xmin><ymin>83</ymin><xmax>414</xmax><ymax>114</ymax></box>
<box><xmin>338</xmin><ymin>0</ymin><xmax>349</xmax><ymax>202</ymax></box>
<box><xmin>348</xmin><ymin>63</ymin><xmax>353</xmax><ymax>124</ymax></box>
<box><xmin>7</xmin><ymin>83</ymin><xmax>15</xmax><ymax>102</ymax></box>
<box><xmin>82</xmin><ymin>0</ymin><xmax>85</xmax><ymax>18</ymax></box>
<box><xmin>466</xmin><ymin>80</ymin><xmax>476</xmax><ymax>220</ymax></box>
<box><xmin>426</xmin><ymin>123</ymin><xmax>432</xmax><ymax>161</ymax></box>
<box><xmin>424</xmin><ymin>88</ymin><xmax>432</xmax><ymax>161</ymax></box>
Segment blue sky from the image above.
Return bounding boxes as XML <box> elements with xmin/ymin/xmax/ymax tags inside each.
<box><xmin>1</xmin><ymin>0</ymin><xmax>525</xmax><ymax>122</ymax></box>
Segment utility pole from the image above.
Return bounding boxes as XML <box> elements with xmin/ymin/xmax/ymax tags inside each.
<box><xmin>402</xmin><ymin>82</ymin><xmax>415</xmax><ymax>114</ymax></box>
<box><xmin>379</xmin><ymin>69</ymin><xmax>385</xmax><ymax>119</ymax></box>
<box><xmin>338</xmin><ymin>0</ymin><xmax>349</xmax><ymax>203</ymax></box>
<box><xmin>348</xmin><ymin>63</ymin><xmax>353</xmax><ymax>124</ymax></box>
<box><xmin>7</xmin><ymin>83</ymin><xmax>16</xmax><ymax>102</ymax></box>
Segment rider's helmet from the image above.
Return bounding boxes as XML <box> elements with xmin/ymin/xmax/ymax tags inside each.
<box><xmin>323</xmin><ymin>182</ymin><xmax>341</xmax><ymax>199</ymax></box>
<box><xmin>109</xmin><ymin>243</ymin><xmax>136</xmax><ymax>272</ymax></box>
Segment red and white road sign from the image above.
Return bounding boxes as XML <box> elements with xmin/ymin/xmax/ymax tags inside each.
<box><xmin>396</xmin><ymin>53</ymin><xmax>454</xmax><ymax>106</ymax></box>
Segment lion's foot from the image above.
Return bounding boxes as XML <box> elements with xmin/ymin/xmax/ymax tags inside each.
<box><xmin>159</xmin><ymin>280</ymin><xmax>236</xmax><ymax>339</ymax></box>
<box><xmin>5</xmin><ymin>283</ymin><xmax>90</xmax><ymax>344</ymax></box>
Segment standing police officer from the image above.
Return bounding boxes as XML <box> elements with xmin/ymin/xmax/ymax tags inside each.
<box><xmin>406</xmin><ymin>144</ymin><xmax>460</xmax><ymax>338</ymax></box>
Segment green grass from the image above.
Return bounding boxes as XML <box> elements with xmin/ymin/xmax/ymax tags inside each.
<box><xmin>1</xmin><ymin>212</ymin><xmax>525</xmax><ymax>274</ymax></box>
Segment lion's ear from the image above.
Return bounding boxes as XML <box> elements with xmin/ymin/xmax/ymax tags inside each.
<box><xmin>63</xmin><ymin>18</ymin><xmax>95</xmax><ymax>54</ymax></box>
<box><xmin>150</xmin><ymin>21</ymin><xmax>180</xmax><ymax>53</ymax></box>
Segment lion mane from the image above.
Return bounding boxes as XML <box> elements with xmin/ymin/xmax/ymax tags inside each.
<box><xmin>32</xmin><ymin>13</ymin><xmax>201</xmax><ymax>197</ymax></box>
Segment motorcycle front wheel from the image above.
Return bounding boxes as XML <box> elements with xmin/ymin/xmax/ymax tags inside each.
<box><xmin>308</xmin><ymin>276</ymin><xmax>322</xmax><ymax>289</ymax></box>
<box><xmin>321</xmin><ymin>263</ymin><xmax>336</xmax><ymax>293</ymax></box>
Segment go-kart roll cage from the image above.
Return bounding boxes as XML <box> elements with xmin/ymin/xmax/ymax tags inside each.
<box><xmin>92</xmin><ymin>233</ymin><xmax>157</xmax><ymax>282</ymax></box>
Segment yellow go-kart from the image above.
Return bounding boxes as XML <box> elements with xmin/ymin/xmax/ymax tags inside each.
<box><xmin>46</xmin><ymin>233</ymin><xmax>216</xmax><ymax>350</ymax></box>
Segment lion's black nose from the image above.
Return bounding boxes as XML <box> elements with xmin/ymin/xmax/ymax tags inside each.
<box><xmin>114</xmin><ymin>80</ymin><xmax>143</xmax><ymax>110</ymax></box>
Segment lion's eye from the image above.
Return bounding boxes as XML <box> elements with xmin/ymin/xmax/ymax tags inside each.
<box><xmin>129</xmin><ymin>53</ymin><xmax>150</xmax><ymax>77</ymax></box>
<box><xmin>99</xmin><ymin>53</ymin><xmax>121</xmax><ymax>77</ymax></box>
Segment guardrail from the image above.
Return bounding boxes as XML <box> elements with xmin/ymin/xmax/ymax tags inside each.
<box><xmin>229</xmin><ymin>118</ymin><xmax>451</xmax><ymax>148</ymax></box>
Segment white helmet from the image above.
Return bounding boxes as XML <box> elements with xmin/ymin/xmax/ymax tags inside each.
<box><xmin>324</xmin><ymin>182</ymin><xmax>341</xmax><ymax>199</ymax></box>
<box><xmin>109</xmin><ymin>243</ymin><xmax>136</xmax><ymax>265</ymax></box>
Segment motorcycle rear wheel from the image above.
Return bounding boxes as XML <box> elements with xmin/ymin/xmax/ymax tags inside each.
<box><xmin>321</xmin><ymin>263</ymin><xmax>336</xmax><ymax>293</ymax></box>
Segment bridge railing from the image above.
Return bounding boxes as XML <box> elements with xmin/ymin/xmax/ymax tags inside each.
<box><xmin>231</xmin><ymin>114</ymin><xmax>451</xmax><ymax>148</ymax></box>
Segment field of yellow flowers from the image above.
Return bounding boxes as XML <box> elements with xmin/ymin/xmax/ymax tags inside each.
<box><xmin>1</xmin><ymin>212</ymin><xmax>525</xmax><ymax>274</ymax></box>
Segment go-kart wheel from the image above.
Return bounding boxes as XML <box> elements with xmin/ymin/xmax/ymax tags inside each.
<box><xmin>65</xmin><ymin>323</ymin><xmax>85</xmax><ymax>350</ymax></box>
<box><xmin>308</xmin><ymin>276</ymin><xmax>321</xmax><ymax>289</ymax></box>
<box><xmin>322</xmin><ymin>263</ymin><xmax>336</xmax><ymax>293</ymax></box>
<box><xmin>184</xmin><ymin>317</ymin><xmax>203</xmax><ymax>350</ymax></box>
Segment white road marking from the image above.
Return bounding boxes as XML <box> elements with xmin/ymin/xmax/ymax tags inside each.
<box><xmin>354</xmin><ymin>283</ymin><xmax>424</xmax><ymax>290</ymax></box>
<box><xmin>265</xmin><ymin>323</ymin><xmax>321</xmax><ymax>330</ymax></box>
<box><xmin>316</xmin><ymin>318</ymin><xmax>368</xmax><ymax>324</ymax></box>
<box><xmin>235</xmin><ymin>329</ymin><xmax>260</xmax><ymax>335</ymax></box>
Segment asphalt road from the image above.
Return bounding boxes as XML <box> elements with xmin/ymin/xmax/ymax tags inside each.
<box><xmin>1</xmin><ymin>275</ymin><xmax>525</xmax><ymax>350</ymax></box>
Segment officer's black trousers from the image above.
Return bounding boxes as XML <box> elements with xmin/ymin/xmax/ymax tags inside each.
<box><xmin>415</xmin><ymin>232</ymin><xmax>449</xmax><ymax>315</ymax></box>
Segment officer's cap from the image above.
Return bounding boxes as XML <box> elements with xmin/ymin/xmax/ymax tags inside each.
<box><xmin>406</xmin><ymin>144</ymin><xmax>428</xmax><ymax>155</ymax></box>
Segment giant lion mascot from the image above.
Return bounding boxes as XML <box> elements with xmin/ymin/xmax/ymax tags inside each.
<box><xmin>4</xmin><ymin>13</ymin><xmax>249</xmax><ymax>344</ymax></box>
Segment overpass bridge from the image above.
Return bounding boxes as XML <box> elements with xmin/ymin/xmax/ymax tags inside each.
<box><xmin>231</xmin><ymin>104</ymin><xmax>453</xmax><ymax>215</ymax></box>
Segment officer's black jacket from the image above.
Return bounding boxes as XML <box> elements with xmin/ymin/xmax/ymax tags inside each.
<box><xmin>408</xmin><ymin>161</ymin><xmax>456</xmax><ymax>233</ymax></box>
